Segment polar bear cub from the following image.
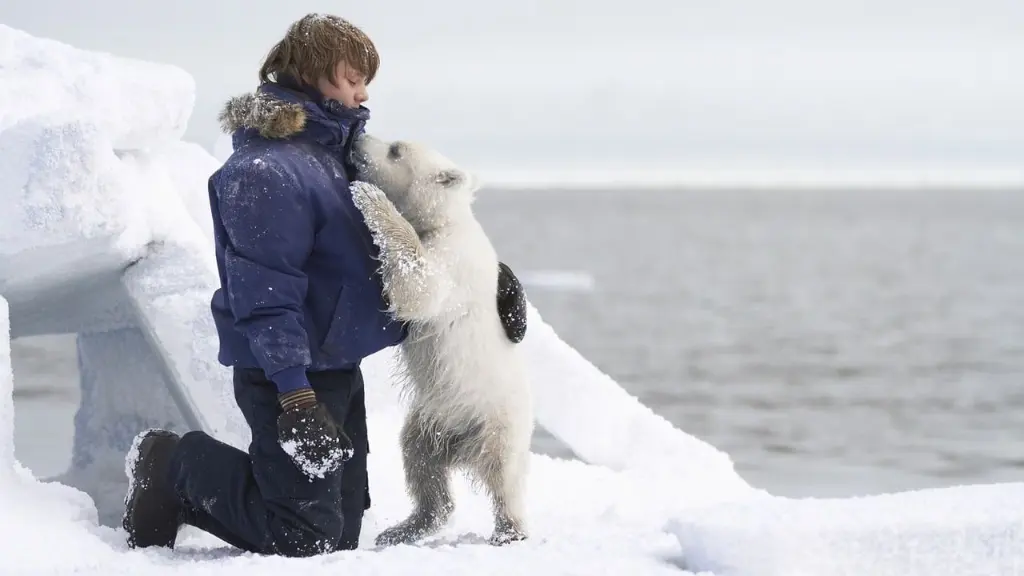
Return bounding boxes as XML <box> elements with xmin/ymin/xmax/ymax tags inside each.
<box><xmin>349</xmin><ymin>134</ymin><xmax>533</xmax><ymax>547</ymax></box>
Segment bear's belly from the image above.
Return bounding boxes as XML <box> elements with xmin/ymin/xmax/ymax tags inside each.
<box><xmin>398</xmin><ymin>316</ymin><xmax>530</xmax><ymax>418</ymax></box>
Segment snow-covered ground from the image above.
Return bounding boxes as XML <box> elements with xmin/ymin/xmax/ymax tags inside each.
<box><xmin>1</xmin><ymin>22</ymin><xmax>1023</xmax><ymax>576</ymax></box>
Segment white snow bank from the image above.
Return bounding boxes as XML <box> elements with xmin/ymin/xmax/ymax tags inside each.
<box><xmin>0</xmin><ymin>23</ymin><xmax>193</xmax><ymax>149</ymax></box>
<box><xmin>0</xmin><ymin>120</ymin><xmax>211</xmax><ymax>267</ymax></box>
<box><xmin>0</xmin><ymin>401</ymin><xmax>696</xmax><ymax>576</ymax></box>
<box><xmin>0</xmin><ymin>119</ymin><xmax>149</xmax><ymax>259</ymax></box>
<box><xmin>0</xmin><ymin>467</ymin><xmax>111</xmax><ymax>571</ymax></box>
<box><xmin>668</xmin><ymin>482</ymin><xmax>1024</xmax><ymax>576</ymax></box>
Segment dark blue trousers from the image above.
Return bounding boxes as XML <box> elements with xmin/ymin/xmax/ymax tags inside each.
<box><xmin>167</xmin><ymin>367</ymin><xmax>369</xmax><ymax>556</ymax></box>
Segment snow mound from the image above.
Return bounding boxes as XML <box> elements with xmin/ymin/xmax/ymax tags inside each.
<box><xmin>0</xmin><ymin>118</ymin><xmax>146</xmax><ymax>261</ymax></box>
<box><xmin>668</xmin><ymin>482</ymin><xmax>1024</xmax><ymax>576</ymax></box>
<box><xmin>0</xmin><ymin>403</ymin><xmax>696</xmax><ymax>576</ymax></box>
<box><xmin>0</xmin><ymin>23</ymin><xmax>192</xmax><ymax>149</ymax></box>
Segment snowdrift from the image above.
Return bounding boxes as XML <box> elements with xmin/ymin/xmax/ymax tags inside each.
<box><xmin>669</xmin><ymin>483</ymin><xmax>1024</xmax><ymax>576</ymax></box>
<box><xmin>1</xmin><ymin>22</ymin><xmax>1023</xmax><ymax>576</ymax></box>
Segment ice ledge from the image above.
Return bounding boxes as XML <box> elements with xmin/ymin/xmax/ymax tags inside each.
<box><xmin>668</xmin><ymin>482</ymin><xmax>1024</xmax><ymax>576</ymax></box>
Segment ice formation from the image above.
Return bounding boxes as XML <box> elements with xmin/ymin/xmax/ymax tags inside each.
<box><xmin>0</xmin><ymin>22</ymin><xmax>244</xmax><ymax>525</ymax></box>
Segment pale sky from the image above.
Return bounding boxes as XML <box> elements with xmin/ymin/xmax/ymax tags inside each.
<box><xmin>3</xmin><ymin>0</ymin><xmax>1023</xmax><ymax>180</ymax></box>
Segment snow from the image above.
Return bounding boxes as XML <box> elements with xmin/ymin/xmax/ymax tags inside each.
<box><xmin>279</xmin><ymin>435</ymin><xmax>352</xmax><ymax>480</ymax></box>
<box><xmin>1</xmin><ymin>21</ymin><xmax>1024</xmax><ymax>576</ymax></box>
<box><xmin>668</xmin><ymin>484</ymin><xmax>1024</xmax><ymax>576</ymax></box>
<box><xmin>0</xmin><ymin>23</ymin><xmax>193</xmax><ymax>149</ymax></box>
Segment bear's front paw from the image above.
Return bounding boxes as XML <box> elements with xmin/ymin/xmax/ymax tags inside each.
<box><xmin>350</xmin><ymin>181</ymin><xmax>392</xmax><ymax>223</ymax></box>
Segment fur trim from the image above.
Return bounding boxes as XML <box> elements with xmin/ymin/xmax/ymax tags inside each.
<box><xmin>218</xmin><ymin>91</ymin><xmax>307</xmax><ymax>139</ymax></box>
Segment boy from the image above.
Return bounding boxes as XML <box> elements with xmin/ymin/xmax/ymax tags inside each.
<box><xmin>121</xmin><ymin>13</ymin><xmax>528</xmax><ymax>557</ymax></box>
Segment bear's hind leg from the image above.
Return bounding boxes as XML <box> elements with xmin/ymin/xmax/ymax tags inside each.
<box><xmin>474</xmin><ymin>435</ymin><xmax>529</xmax><ymax>546</ymax></box>
<box><xmin>375</xmin><ymin>416</ymin><xmax>457</xmax><ymax>547</ymax></box>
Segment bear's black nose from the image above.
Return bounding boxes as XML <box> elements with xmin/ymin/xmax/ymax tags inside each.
<box><xmin>388</xmin><ymin>142</ymin><xmax>403</xmax><ymax>160</ymax></box>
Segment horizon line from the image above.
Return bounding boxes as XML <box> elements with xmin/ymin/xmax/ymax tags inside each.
<box><xmin>473</xmin><ymin>168</ymin><xmax>1024</xmax><ymax>191</ymax></box>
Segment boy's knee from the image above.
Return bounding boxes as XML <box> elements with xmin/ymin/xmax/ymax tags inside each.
<box><xmin>266</xmin><ymin>510</ymin><xmax>345</xmax><ymax>557</ymax></box>
<box><xmin>263</xmin><ymin>481</ymin><xmax>347</xmax><ymax>556</ymax></box>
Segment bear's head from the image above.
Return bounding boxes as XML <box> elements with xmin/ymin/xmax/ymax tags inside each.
<box><xmin>352</xmin><ymin>133</ymin><xmax>479</xmax><ymax>233</ymax></box>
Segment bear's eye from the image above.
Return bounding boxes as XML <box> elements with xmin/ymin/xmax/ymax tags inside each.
<box><xmin>435</xmin><ymin>170</ymin><xmax>460</xmax><ymax>187</ymax></box>
<box><xmin>387</xmin><ymin>142</ymin><xmax>403</xmax><ymax>160</ymax></box>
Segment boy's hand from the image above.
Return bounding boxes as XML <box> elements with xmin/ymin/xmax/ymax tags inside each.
<box><xmin>277</xmin><ymin>388</ymin><xmax>354</xmax><ymax>479</ymax></box>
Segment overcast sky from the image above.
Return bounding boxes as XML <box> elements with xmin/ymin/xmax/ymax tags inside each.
<box><xmin>3</xmin><ymin>0</ymin><xmax>1023</xmax><ymax>179</ymax></box>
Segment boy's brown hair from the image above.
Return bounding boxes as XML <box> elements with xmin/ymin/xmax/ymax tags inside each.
<box><xmin>259</xmin><ymin>13</ymin><xmax>380</xmax><ymax>88</ymax></box>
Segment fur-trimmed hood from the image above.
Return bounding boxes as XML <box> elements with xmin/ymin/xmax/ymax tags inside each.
<box><xmin>218</xmin><ymin>90</ymin><xmax>308</xmax><ymax>139</ymax></box>
<box><xmin>217</xmin><ymin>83</ymin><xmax>370</xmax><ymax>148</ymax></box>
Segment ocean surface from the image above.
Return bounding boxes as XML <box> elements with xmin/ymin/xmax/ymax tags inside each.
<box><xmin>10</xmin><ymin>187</ymin><xmax>1024</xmax><ymax>499</ymax></box>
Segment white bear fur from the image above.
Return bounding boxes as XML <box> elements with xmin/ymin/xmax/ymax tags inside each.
<box><xmin>350</xmin><ymin>134</ymin><xmax>533</xmax><ymax>546</ymax></box>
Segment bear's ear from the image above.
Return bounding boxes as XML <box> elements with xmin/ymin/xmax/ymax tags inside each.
<box><xmin>434</xmin><ymin>169</ymin><xmax>464</xmax><ymax>188</ymax></box>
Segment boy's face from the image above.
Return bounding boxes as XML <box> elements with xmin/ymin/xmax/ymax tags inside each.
<box><xmin>317</xmin><ymin>61</ymin><xmax>369</xmax><ymax>108</ymax></box>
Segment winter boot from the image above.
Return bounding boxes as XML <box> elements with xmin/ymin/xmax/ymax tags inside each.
<box><xmin>123</xmin><ymin>429</ymin><xmax>183</xmax><ymax>549</ymax></box>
